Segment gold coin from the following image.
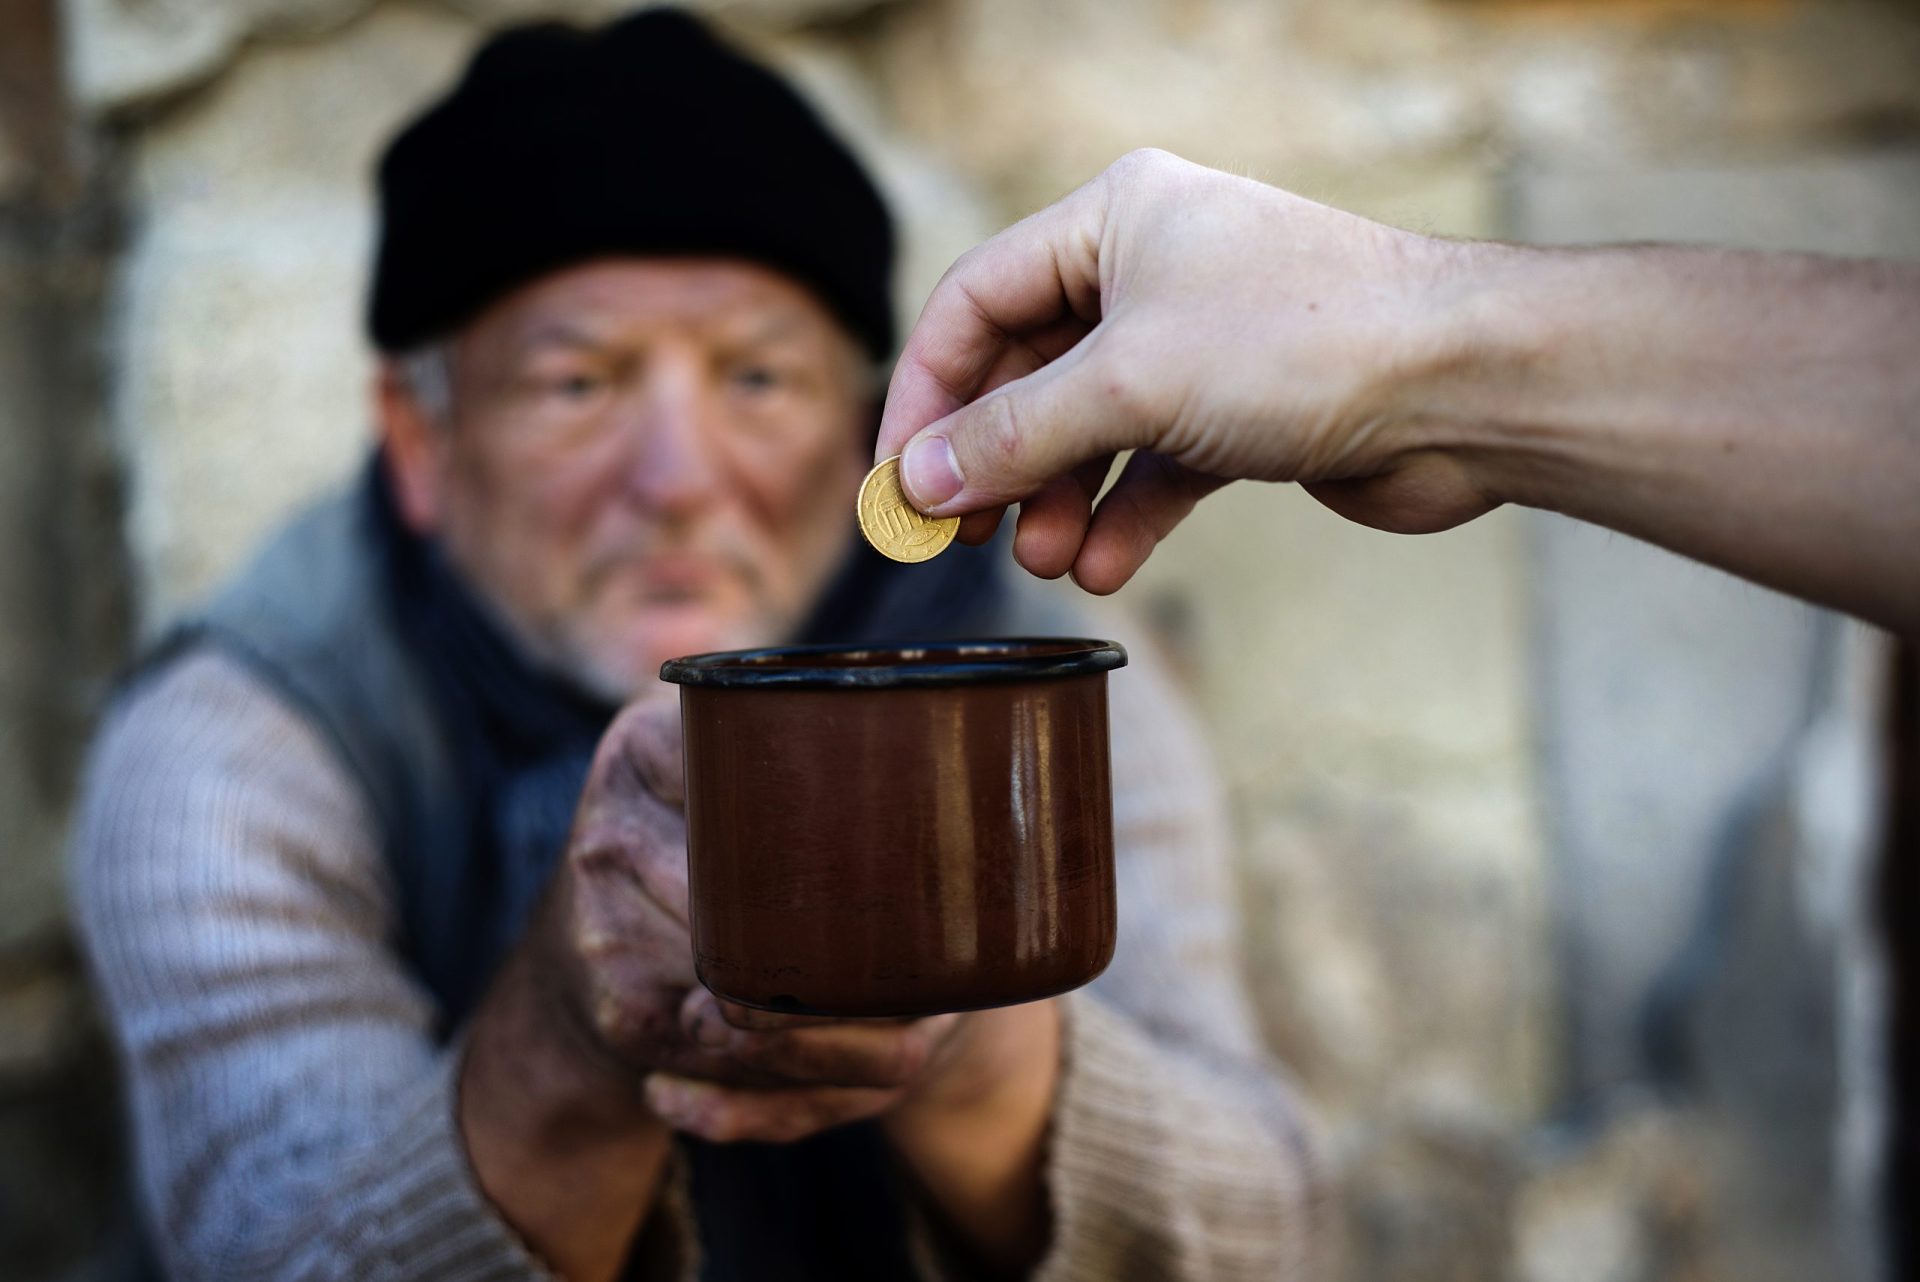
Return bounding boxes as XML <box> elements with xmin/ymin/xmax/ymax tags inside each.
<box><xmin>857</xmin><ymin>456</ymin><xmax>960</xmax><ymax>564</ymax></box>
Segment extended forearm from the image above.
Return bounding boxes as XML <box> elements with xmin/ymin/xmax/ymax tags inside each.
<box><xmin>1431</xmin><ymin>242</ymin><xmax>1920</xmax><ymax>632</ymax></box>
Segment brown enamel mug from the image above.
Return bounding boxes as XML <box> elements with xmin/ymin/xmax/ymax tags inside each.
<box><xmin>659</xmin><ymin>638</ymin><xmax>1126</xmax><ymax>1017</ymax></box>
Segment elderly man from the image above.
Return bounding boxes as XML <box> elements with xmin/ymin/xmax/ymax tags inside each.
<box><xmin>72</xmin><ymin>10</ymin><xmax>1322</xmax><ymax>1281</ymax></box>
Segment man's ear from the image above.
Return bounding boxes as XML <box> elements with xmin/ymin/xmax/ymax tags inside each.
<box><xmin>375</xmin><ymin>360</ymin><xmax>445</xmax><ymax>535</ymax></box>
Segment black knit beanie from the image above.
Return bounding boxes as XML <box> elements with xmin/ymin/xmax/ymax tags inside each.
<box><xmin>368</xmin><ymin>7</ymin><xmax>896</xmax><ymax>357</ymax></box>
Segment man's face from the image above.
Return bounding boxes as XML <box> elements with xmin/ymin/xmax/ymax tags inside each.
<box><xmin>383</xmin><ymin>258</ymin><xmax>871</xmax><ymax>699</ymax></box>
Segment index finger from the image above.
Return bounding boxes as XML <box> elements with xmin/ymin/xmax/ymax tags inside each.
<box><xmin>876</xmin><ymin>180</ymin><xmax>1108</xmax><ymax>460</ymax></box>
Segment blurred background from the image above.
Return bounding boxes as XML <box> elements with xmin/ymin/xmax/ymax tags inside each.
<box><xmin>2</xmin><ymin>0</ymin><xmax>1917</xmax><ymax>1279</ymax></box>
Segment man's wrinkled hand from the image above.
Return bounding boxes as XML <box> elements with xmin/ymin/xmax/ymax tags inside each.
<box><xmin>876</xmin><ymin>147</ymin><xmax>1493</xmax><ymax>593</ymax></box>
<box><xmin>517</xmin><ymin>695</ymin><xmax>1061</xmax><ymax>1150</ymax></box>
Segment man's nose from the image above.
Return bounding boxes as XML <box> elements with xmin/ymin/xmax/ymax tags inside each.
<box><xmin>623</xmin><ymin>377</ymin><xmax>724</xmax><ymax>515</ymax></box>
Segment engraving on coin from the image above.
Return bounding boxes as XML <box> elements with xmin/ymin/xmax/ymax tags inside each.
<box><xmin>858</xmin><ymin>456</ymin><xmax>960</xmax><ymax>564</ymax></box>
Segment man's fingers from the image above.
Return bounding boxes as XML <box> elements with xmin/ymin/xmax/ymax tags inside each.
<box><xmin>568</xmin><ymin>790</ymin><xmax>689</xmax><ymax>921</ymax></box>
<box><xmin>954</xmin><ymin>507</ymin><xmax>1007</xmax><ymax>546</ymax></box>
<box><xmin>1011</xmin><ymin>475</ymin><xmax>1090</xmax><ymax>580</ymax></box>
<box><xmin>1072</xmin><ymin>452</ymin><xmax>1229</xmax><ymax>594</ymax></box>
<box><xmin>723</xmin><ymin>1024</ymin><xmax>938</xmax><ymax>1089</ymax></box>
<box><xmin>566</xmin><ymin>694</ymin><xmax>688</xmax><ymax>908</ymax></box>
<box><xmin>615</xmin><ymin>696</ymin><xmax>686</xmax><ymax>807</ymax></box>
<box><xmin>583</xmin><ymin>693</ymin><xmax>685</xmax><ymax>809</ymax></box>
<box><xmin>877</xmin><ymin>187</ymin><xmax>1107</xmax><ymax>460</ymax></box>
<box><xmin>677</xmin><ymin>990</ymin><xmax>958</xmax><ymax>1089</ymax></box>
<box><xmin>1012</xmin><ymin>456</ymin><xmax>1115</xmax><ymax>580</ymax></box>
<box><xmin>645</xmin><ymin>1074</ymin><xmax>902</xmax><ymax>1145</ymax></box>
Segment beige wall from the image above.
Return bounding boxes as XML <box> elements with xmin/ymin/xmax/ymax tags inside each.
<box><xmin>6</xmin><ymin>0</ymin><xmax>1916</xmax><ymax>1278</ymax></box>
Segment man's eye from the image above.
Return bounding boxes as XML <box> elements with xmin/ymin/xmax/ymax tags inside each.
<box><xmin>732</xmin><ymin>366</ymin><xmax>783</xmax><ymax>393</ymax></box>
<box><xmin>547</xmin><ymin>373</ymin><xmax>605</xmax><ymax>399</ymax></box>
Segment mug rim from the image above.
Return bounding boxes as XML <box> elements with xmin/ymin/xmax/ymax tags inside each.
<box><xmin>660</xmin><ymin>636</ymin><xmax>1127</xmax><ymax>689</ymax></box>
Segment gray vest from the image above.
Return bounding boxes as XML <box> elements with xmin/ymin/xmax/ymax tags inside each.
<box><xmin>140</xmin><ymin>485</ymin><xmax>475</xmax><ymax>1024</ymax></box>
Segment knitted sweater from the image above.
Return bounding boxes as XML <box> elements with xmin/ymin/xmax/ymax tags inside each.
<box><xmin>72</xmin><ymin>608</ymin><xmax>1326</xmax><ymax>1280</ymax></box>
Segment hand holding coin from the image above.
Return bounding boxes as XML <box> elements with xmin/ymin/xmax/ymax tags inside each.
<box><xmin>858</xmin><ymin>456</ymin><xmax>959</xmax><ymax>564</ymax></box>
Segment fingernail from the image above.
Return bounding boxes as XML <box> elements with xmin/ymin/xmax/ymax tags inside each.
<box><xmin>690</xmin><ymin>1011</ymin><xmax>730</xmax><ymax>1049</ymax></box>
<box><xmin>901</xmin><ymin>435</ymin><xmax>964</xmax><ymax>511</ymax></box>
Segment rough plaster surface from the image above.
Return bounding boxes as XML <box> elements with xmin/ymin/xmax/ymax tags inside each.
<box><xmin>110</xmin><ymin>4</ymin><xmax>475</xmax><ymax>626</ymax></box>
<box><xmin>1127</xmin><ymin>485</ymin><xmax>1550</xmax><ymax>1124</ymax></box>
<box><xmin>1514</xmin><ymin>149</ymin><xmax>1920</xmax><ymax>1281</ymax></box>
<box><xmin>63</xmin><ymin>0</ymin><xmax>379</xmax><ymax>112</ymax></box>
<box><xmin>63</xmin><ymin>0</ymin><xmax>905</xmax><ymax>113</ymax></box>
<box><xmin>1515</xmin><ymin>150</ymin><xmax>1920</xmax><ymax>1091</ymax></box>
<box><xmin>0</xmin><ymin>243</ymin><xmax>69</xmax><ymax>950</ymax></box>
<box><xmin>867</xmin><ymin>0</ymin><xmax>1920</xmax><ymax>213</ymax></box>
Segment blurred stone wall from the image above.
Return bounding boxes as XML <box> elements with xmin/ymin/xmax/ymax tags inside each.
<box><xmin>3</xmin><ymin>0</ymin><xmax>1915</xmax><ymax>1279</ymax></box>
<box><xmin>1515</xmin><ymin>153</ymin><xmax>1920</xmax><ymax>1282</ymax></box>
<box><xmin>0</xmin><ymin>2</ymin><xmax>132</xmax><ymax>1277</ymax></box>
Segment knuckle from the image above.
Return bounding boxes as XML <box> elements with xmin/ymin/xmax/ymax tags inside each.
<box><xmin>573</xmin><ymin>921</ymin><xmax>621</xmax><ymax>965</ymax></box>
<box><xmin>973</xmin><ymin>392</ymin><xmax>1027</xmax><ymax>478</ymax></box>
<box><xmin>591</xmin><ymin>710</ymin><xmax>645</xmax><ymax>781</ymax></box>
<box><xmin>1110</xmin><ymin>146</ymin><xmax>1176</xmax><ymax>186</ymax></box>
<box><xmin>589</xmin><ymin>985</ymin><xmax>672</xmax><ymax>1052</ymax></box>
<box><xmin>588</xmin><ymin>988</ymin><xmax>638</xmax><ymax>1045</ymax></box>
<box><xmin>621</xmin><ymin>714</ymin><xmax>685</xmax><ymax>798</ymax></box>
<box><xmin>925</xmin><ymin>247</ymin><xmax>996</xmax><ymax>330</ymax></box>
<box><xmin>947</xmin><ymin>240</ymin><xmax>992</xmax><ymax>284</ymax></box>
<box><xmin>571</xmin><ymin>836</ymin><xmax>626</xmax><ymax>878</ymax></box>
<box><xmin>592</xmin><ymin>699</ymin><xmax>684</xmax><ymax>798</ymax></box>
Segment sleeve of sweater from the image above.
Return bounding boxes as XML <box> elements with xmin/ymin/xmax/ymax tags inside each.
<box><xmin>913</xmin><ymin>619</ymin><xmax>1330</xmax><ymax>1282</ymax></box>
<box><xmin>68</xmin><ymin>649</ymin><xmax>631</xmax><ymax>1282</ymax></box>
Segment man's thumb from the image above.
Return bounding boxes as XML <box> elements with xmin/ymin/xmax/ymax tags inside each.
<box><xmin>896</xmin><ymin>355</ymin><xmax>1128</xmax><ymax>517</ymax></box>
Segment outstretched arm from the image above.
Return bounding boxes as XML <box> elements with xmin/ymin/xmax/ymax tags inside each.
<box><xmin>878</xmin><ymin>149</ymin><xmax>1920</xmax><ymax>633</ymax></box>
